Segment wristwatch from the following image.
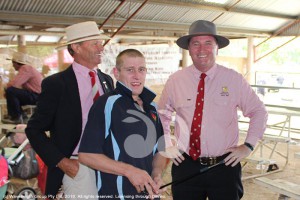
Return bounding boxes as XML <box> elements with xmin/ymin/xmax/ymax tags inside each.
<box><xmin>244</xmin><ymin>142</ymin><xmax>254</xmax><ymax>151</ymax></box>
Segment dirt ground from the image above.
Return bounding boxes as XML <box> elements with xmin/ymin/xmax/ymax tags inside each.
<box><xmin>242</xmin><ymin>140</ymin><xmax>300</xmax><ymax>200</ymax></box>
<box><xmin>159</xmin><ymin>133</ymin><xmax>300</xmax><ymax>200</ymax></box>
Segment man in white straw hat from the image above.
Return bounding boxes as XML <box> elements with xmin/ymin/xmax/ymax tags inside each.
<box><xmin>26</xmin><ymin>21</ymin><xmax>114</xmax><ymax>199</ymax></box>
<box><xmin>2</xmin><ymin>52</ymin><xmax>43</xmax><ymax>124</ymax></box>
<box><xmin>158</xmin><ymin>20</ymin><xmax>268</xmax><ymax>200</ymax></box>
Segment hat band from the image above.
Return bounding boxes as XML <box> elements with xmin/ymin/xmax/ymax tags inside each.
<box><xmin>191</xmin><ymin>32</ymin><xmax>214</xmax><ymax>35</ymax></box>
<box><xmin>68</xmin><ymin>34</ymin><xmax>101</xmax><ymax>43</ymax></box>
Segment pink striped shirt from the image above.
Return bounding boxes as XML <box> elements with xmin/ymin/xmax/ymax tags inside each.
<box><xmin>7</xmin><ymin>64</ymin><xmax>43</xmax><ymax>94</ymax></box>
<box><xmin>158</xmin><ymin>64</ymin><xmax>268</xmax><ymax>157</ymax></box>
<box><xmin>72</xmin><ymin>62</ymin><xmax>103</xmax><ymax>154</ymax></box>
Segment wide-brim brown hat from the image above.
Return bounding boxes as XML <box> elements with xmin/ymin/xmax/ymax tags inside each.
<box><xmin>57</xmin><ymin>21</ymin><xmax>109</xmax><ymax>48</ymax></box>
<box><xmin>176</xmin><ymin>20</ymin><xmax>229</xmax><ymax>50</ymax></box>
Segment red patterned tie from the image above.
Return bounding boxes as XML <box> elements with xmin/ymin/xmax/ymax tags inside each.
<box><xmin>189</xmin><ymin>73</ymin><xmax>206</xmax><ymax>160</ymax></box>
<box><xmin>89</xmin><ymin>71</ymin><xmax>100</xmax><ymax>102</ymax></box>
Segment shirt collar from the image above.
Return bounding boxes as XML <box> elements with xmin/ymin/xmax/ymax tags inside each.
<box><xmin>191</xmin><ymin>63</ymin><xmax>218</xmax><ymax>80</ymax></box>
<box><xmin>115</xmin><ymin>81</ymin><xmax>156</xmax><ymax>104</ymax></box>
<box><xmin>72</xmin><ymin>61</ymin><xmax>98</xmax><ymax>77</ymax></box>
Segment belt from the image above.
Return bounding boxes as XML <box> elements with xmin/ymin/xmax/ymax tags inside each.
<box><xmin>183</xmin><ymin>153</ymin><xmax>229</xmax><ymax>166</ymax></box>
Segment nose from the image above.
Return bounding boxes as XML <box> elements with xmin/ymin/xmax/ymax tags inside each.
<box><xmin>132</xmin><ymin>70</ymin><xmax>141</xmax><ymax>79</ymax></box>
<box><xmin>197</xmin><ymin>44</ymin><xmax>206</xmax><ymax>51</ymax></box>
<box><xmin>98</xmin><ymin>44</ymin><xmax>104</xmax><ymax>51</ymax></box>
<box><xmin>132</xmin><ymin>70</ymin><xmax>139</xmax><ymax>78</ymax></box>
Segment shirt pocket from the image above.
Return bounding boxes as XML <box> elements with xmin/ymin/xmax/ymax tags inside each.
<box><xmin>212</xmin><ymin>97</ymin><xmax>235</xmax><ymax>127</ymax></box>
<box><xmin>175</xmin><ymin>98</ymin><xmax>195</xmax><ymax>112</ymax></box>
<box><xmin>174</xmin><ymin>99</ymin><xmax>195</xmax><ymax>130</ymax></box>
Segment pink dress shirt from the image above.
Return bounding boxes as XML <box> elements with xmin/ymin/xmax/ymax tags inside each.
<box><xmin>72</xmin><ymin>62</ymin><xmax>104</xmax><ymax>154</ymax></box>
<box><xmin>7</xmin><ymin>64</ymin><xmax>43</xmax><ymax>94</ymax></box>
<box><xmin>158</xmin><ymin>64</ymin><xmax>268</xmax><ymax>157</ymax></box>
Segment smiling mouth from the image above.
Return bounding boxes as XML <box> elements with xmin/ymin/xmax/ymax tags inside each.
<box><xmin>131</xmin><ymin>82</ymin><xmax>141</xmax><ymax>86</ymax></box>
<box><xmin>198</xmin><ymin>54</ymin><xmax>207</xmax><ymax>58</ymax></box>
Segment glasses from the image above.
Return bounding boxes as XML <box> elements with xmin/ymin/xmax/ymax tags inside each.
<box><xmin>121</xmin><ymin>67</ymin><xmax>147</xmax><ymax>74</ymax></box>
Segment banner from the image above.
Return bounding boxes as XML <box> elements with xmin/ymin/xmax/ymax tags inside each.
<box><xmin>101</xmin><ymin>44</ymin><xmax>181</xmax><ymax>85</ymax></box>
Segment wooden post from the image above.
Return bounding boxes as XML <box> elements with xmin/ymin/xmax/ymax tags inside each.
<box><xmin>181</xmin><ymin>49</ymin><xmax>191</xmax><ymax>68</ymax></box>
<box><xmin>246</xmin><ymin>37</ymin><xmax>254</xmax><ymax>84</ymax></box>
<box><xmin>17</xmin><ymin>34</ymin><xmax>27</xmax><ymax>53</ymax></box>
<box><xmin>57</xmin><ymin>49</ymin><xmax>65</xmax><ymax>72</ymax></box>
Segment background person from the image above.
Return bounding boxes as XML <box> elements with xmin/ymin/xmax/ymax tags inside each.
<box><xmin>2</xmin><ymin>52</ymin><xmax>43</xmax><ymax>124</ymax></box>
<box><xmin>158</xmin><ymin>20</ymin><xmax>268</xmax><ymax>200</ymax></box>
<box><xmin>79</xmin><ymin>49</ymin><xmax>166</xmax><ymax>199</ymax></box>
<box><xmin>25</xmin><ymin>21</ymin><xmax>114</xmax><ymax>199</ymax></box>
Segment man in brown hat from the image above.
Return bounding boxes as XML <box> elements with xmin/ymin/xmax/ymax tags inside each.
<box><xmin>158</xmin><ymin>20</ymin><xmax>268</xmax><ymax>199</ymax></box>
<box><xmin>25</xmin><ymin>21</ymin><xmax>114</xmax><ymax>199</ymax></box>
<box><xmin>2</xmin><ymin>52</ymin><xmax>43</xmax><ymax>124</ymax></box>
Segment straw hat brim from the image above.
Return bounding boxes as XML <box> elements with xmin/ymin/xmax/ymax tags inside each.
<box><xmin>56</xmin><ymin>34</ymin><xmax>110</xmax><ymax>50</ymax></box>
<box><xmin>176</xmin><ymin>33</ymin><xmax>229</xmax><ymax>50</ymax></box>
<box><xmin>7</xmin><ymin>57</ymin><xmax>29</xmax><ymax>65</ymax></box>
<box><xmin>13</xmin><ymin>60</ymin><xmax>29</xmax><ymax>65</ymax></box>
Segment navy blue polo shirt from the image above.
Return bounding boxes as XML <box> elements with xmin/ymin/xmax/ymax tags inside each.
<box><xmin>79</xmin><ymin>81</ymin><xmax>164</xmax><ymax>200</ymax></box>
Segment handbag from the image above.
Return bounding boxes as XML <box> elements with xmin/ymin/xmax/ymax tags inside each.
<box><xmin>11</xmin><ymin>148</ymin><xmax>39</xmax><ymax>180</ymax></box>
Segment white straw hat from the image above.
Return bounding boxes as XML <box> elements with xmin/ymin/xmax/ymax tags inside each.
<box><xmin>60</xmin><ymin>21</ymin><xmax>109</xmax><ymax>47</ymax></box>
<box><xmin>11</xmin><ymin>52</ymin><xmax>32</xmax><ymax>65</ymax></box>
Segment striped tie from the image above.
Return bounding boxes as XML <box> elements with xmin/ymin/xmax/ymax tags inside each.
<box><xmin>89</xmin><ymin>71</ymin><xmax>100</xmax><ymax>102</ymax></box>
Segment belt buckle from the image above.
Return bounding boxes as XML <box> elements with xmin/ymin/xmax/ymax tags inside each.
<box><xmin>209</xmin><ymin>157</ymin><xmax>217</xmax><ymax>165</ymax></box>
<box><xmin>199</xmin><ymin>158</ymin><xmax>207</xmax><ymax>165</ymax></box>
<box><xmin>200</xmin><ymin>157</ymin><xmax>217</xmax><ymax>165</ymax></box>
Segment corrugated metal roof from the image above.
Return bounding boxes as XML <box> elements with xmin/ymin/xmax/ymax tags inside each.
<box><xmin>0</xmin><ymin>0</ymin><xmax>299</xmax><ymax>45</ymax></box>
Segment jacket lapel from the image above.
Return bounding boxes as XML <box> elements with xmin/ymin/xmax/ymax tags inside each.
<box><xmin>63</xmin><ymin>66</ymin><xmax>82</xmax><ymax>123</ymax></box>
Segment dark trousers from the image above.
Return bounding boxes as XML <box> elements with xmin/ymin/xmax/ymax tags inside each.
<box><xmin>5</xmin><ymin>87</ymin><xmax>39</xmax><ymax>118</ymax></box>
<box><xmin>171</xmin><ymin>154</ymin><xmax>243</xmax><ymax>200</ymax></box>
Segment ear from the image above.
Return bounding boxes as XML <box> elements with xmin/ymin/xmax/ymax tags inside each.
<box><xmin>71</xmin><ymin>43</ymin><xmax>80</xmax><ymax>54</ymax></box>
<box><xmin>113</xmin><ymin>67</ymin><xmax>119</xmax><ymax>80</ymax></box>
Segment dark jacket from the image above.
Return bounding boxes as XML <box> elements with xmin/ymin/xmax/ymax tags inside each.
<box><xmin>25</xmin><ymin>65</ymin><xmax>114</xmax><ymax>196</ymax></box>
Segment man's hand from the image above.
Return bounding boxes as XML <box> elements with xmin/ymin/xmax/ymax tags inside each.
<box><xmin>125</xmin><ymin>166</ymin><xmax>158</xmax><ymax>199</ymax></box>
<box><xmin>57</xmin><ymin>157</ymin><xmax>79</xmax><ymax>178</ymax></box>
<box><xmin>152</xmin><ymin>174</ymin><xmax>167</xmax><ymax>195</ymax></box>
<box><xmin>224</xmin><ymin>144</ymin><xmax>253</xmax><ymax>167</ymax></box>
<box><xmin>161</xmin><ymin>146</ymin><xmax>185</xmax><ymax>166</ymax></box>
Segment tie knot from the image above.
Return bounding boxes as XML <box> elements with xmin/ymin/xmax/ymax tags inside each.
<box><xmin>200</xmin><ymin>73</ymin><xmax>207</xmax><ymax>79</ymax></box>
<box><xmin>89</xmin><ymin>71</ymin><xmax>96</xmax><ymax>77</ymax></box>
